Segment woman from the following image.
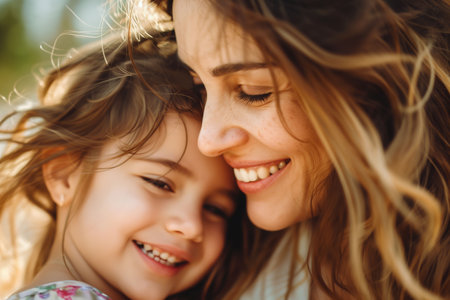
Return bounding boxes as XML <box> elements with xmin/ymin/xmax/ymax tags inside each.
<box><xmin>134</xmin><ymin>0</ymin><xmax>448</xmax><ymax>299</ymax></box>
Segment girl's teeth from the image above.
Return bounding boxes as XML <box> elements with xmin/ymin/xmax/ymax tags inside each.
<box><xmin>234</xmin><ymin>160</ymin><xmax>289</xmax><ymax>183</ymax></box>
<box><xmin>135</xmin><ymin>241</ymin><xmax>183</xmax><ymax>266</ymax></box>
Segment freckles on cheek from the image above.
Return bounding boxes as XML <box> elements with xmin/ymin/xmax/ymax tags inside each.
<box><xmin>256</xmin><ymin>115</ymin><xmax>288</xmax><ymax>148</ymax></box>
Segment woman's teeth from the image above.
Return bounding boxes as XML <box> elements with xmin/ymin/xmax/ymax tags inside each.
<box><xmin>134</xmin><ymin>241</ymin><xmax>184</xmax><ymax>267</ymax></box>
<box><xmin>233</xmin><ymin>160</ymin><xmax>289</xmax><ymax>183</ymax></box>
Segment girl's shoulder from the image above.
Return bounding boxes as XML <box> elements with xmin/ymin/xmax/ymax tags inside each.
<box><xmin>7</xmin><ymin>280</ymin><xmax>110</xmax><ymax>300</ymax></box>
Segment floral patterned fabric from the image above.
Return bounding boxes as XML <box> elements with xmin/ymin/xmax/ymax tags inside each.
<box><xmin>7</xmin><ymin>280</ymin><xmax>110</xmax><ymax>300</ymax></box>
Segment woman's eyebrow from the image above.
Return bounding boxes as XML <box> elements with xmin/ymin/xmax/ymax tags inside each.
<box><xmin>181</xmin><ymin>61</ymin><xmax>270</xmax><ymax>77</ymax></box>
<box><xmin>211</xmin><ymin>62</ymin><xmax>268</xmax><ymax>77</ymax></box>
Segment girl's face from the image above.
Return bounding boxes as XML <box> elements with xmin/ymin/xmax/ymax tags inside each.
<box><xmin>173</xmin><ymin>0</ymin><xmax>331</xmax><ymax>230</ymax></box>
<box><xmin>65</xmin><ymin>114</ymin><xmax>237</xmax><ymax>300</ymax></box>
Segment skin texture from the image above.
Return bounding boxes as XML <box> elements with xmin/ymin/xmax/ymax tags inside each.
<box><xmin>40</xmin><ymin>114</ymin><xmax>237</xmax><ymax>300</ymax></box>
<box><xmin>173</xmin><ymin>0</ymin><xmax>331</xmax><ymax>230</ymax></box>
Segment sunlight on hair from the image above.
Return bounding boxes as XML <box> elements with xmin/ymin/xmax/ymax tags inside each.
<box><xmin>0</xmin><ymin>200</ymin><xmax>50</xmax><ymax>298</ymax></box>
<box><xmin>107</xmin><ymin>0</ymin><xmax>172</xmax><ymax>41</ymax></box>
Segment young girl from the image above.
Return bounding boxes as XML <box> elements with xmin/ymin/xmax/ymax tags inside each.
<box><xmin>0</xmin><ymin>31</ymin><xmax>267</xmax><ymax>300</ymax></box>
<box><xmin>130</xmin><ymin>0</ymin><xmax>448</xmax><ymax>299</ymax></box>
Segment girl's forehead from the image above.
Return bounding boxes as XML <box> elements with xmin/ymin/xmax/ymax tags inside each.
<box><xmin>98</xmin><ymin>113</ymin><xmax>187</xmax><ymax>156</ymax></box>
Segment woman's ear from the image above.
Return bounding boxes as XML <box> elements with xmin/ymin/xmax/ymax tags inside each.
<box><xmin>42</xmin><ymin>150</ymin><xmax>81</xmax><ymax>207</ymax></box>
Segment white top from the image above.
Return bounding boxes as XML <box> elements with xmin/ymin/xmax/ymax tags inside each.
<box><xmin>239</xmin><ymin>227</ymin><xmax>311</xmax><ymax>300</ymax></box>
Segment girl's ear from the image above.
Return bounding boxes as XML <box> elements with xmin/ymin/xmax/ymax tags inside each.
<box><xmin>42</xmin><ymin>151</ymin><xmax>81</xmax><ymax>207</ymax></box>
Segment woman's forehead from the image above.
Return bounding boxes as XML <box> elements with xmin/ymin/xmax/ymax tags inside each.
<box><xmin>173</xmin><ymin>0</ymin><xmax>263</xmax><ymax>72</ymax></box>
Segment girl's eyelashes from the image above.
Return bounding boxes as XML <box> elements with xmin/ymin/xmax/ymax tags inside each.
<box><xmin>203</xmin><ymin>203</ymin><xmax>229</xmax><ymax>220</ymax></box>
<box><xmin>141</xmin><ymin>176</ymin><xmax>173</xmax><ymax>192</ymax></box>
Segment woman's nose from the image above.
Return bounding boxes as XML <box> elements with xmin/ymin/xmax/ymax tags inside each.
<box><xmin>198</xmin><ymin>96</ymin><xmax>249</xmax><ymax>157</ymax></box>
<box><xmin>164</xmin><ymin>206</ymin><xmax>203</xmax><ymax>243</ymax></box>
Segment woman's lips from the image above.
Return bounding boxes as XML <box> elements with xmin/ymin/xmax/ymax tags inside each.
<box><xmin>232</xmin><ymin>159</ymin><xmax>290</xmax><ymax>183</ymax></box>
<box><xmin>227</xmin><ymin>159</ymin><xmax>291</xmax><ymax>194</ymax></box>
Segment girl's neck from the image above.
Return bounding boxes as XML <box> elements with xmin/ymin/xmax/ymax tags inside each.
<box><xmin>17</xmin><ymin>258</ymin><xmax>76</xmax><ymax>293</ymax></box>
<box><xmin>21</xmin><ymin>222</ymin><xmax>80</xmax><ymax>290</ymax></box>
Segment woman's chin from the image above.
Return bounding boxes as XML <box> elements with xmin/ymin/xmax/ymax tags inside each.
<box><xmin>245</xmin><ymin>195</ymin><xmax>304</xmax><ymax>231</ymax></box>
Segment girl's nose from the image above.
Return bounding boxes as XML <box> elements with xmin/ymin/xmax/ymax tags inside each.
<box><xmin>164</xmin><ymin>206</ymin><xmax>203</xmax><ymax>243</ymax></box>
<box><xmin>198</xmin><ymin>97</ymin><xmax>249</xmax><ymax>157</ymax></box>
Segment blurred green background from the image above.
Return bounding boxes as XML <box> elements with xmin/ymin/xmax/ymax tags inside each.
<box><xmin>0</xmin><ymin>0</ymin><xmax>105</xmax><ymax>110</ymax></box>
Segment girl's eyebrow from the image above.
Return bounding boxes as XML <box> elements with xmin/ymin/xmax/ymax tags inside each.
<box><xmin>134</xmin><ymin>157</ymin><xmax>193</xmax><ymax>176</ymax></box>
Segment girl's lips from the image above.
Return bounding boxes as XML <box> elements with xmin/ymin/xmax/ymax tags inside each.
<box><xmin>134</xmin><ymin>240</ymin><xmax>187</xmax><ymax>265</ymax></box>
<box><xmin>134</xmin><ymin>240</ymin><xmax>192</xmax><ymax>262</ymax></box>
<box><xmin>235</xmin><ymin>160</ymin><xmax>290</xmax><ymax>194</ymax></box>
<box><xmin>133</xmin><ymin>241</ymin><xmax>188</xmax><ymax>277</ymax></box>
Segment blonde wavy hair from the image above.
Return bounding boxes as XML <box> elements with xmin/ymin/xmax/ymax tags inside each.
<box><xmin>138</xmin><ymin>0</ymin><xmax>449</xmax><ymax>299</ymax></box>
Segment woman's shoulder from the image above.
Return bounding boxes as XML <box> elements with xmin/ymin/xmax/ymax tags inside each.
<box><xmin>7</xmin><ymin>280</ymin><xmax>110</xmax><ymax>300</ymax></box>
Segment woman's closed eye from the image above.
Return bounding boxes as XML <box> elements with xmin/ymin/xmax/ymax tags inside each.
<box><xmin>236</xmin><ymin>85</ymin><xmax>272</xmax><ymax>104</ymax></box>
<box><xmin>141</xmin><ymin>176</ymin><xmax>173</xmax><ymax>192</ymax></box>
<box><xmin>237</xmin><ymin>90</ymin><xmax>272</xmax><ymax>103</ymax></box>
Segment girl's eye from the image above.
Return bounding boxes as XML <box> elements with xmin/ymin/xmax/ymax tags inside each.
<box><xmin>141</xmin><ymin>177</ymin><xmax>173</xmax><ymax>192</ymax></box>
<box><xmin>203</xmin><ymin>204</ymin><xmax>229</xmax><ymax>220</ymax></box>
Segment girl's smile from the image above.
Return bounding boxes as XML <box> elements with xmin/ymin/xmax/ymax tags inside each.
<box><xmin>134</xmin><ymin>240</ymin><xmax>189</xmax><ymax>267</ymax></box>
<box><xmin>133</xmin><ymin>240</ymin><xmax>189</xmax><ymax>277</ymax></box>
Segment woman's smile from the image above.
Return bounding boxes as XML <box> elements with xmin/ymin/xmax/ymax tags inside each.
<box><xmin>225</xmin><ymin>157</ymin><xmax>291</xmax><ymax>193</ymax></box>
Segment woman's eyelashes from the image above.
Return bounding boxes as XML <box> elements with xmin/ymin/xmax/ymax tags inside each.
<box><xmin>237</xmin><ymin>90</ymin><xmax>272</xmax><ymax>103</ymax></box>
<box><xmin>194</xmin><ymin>83</ymin><xmax>272</xmax><ymax>104</ymax></box>
<box><xmin>237</xmin><ymin>85</ymin><xmax>273</xmax><ymax>103</ymax></box>
<box><xmin>141</xmin><ymin>176</ymin><xmax>173</xmax><ymax>192</ymax></box>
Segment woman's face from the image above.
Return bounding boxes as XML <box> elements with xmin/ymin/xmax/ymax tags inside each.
<box><xmin>173</xmin><ymin>0</ymin><xmax>330</xmax><ymax>230</ymax></box>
